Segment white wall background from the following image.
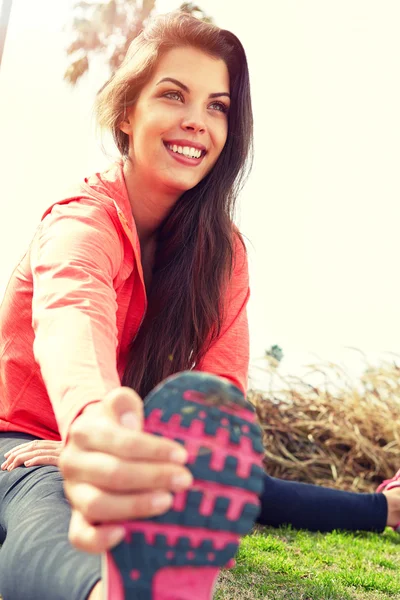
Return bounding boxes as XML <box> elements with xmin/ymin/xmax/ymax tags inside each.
<box><xmin>1</xmin><ymin>0</ymin><xmax>399</xmax><ymax>389</ymax></box>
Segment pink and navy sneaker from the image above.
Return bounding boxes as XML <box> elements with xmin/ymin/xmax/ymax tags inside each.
<box><xmin>377</xmin><ymin>468</ymin><xmax>400</xmax><ymax>533</ymax></box>
<box><xmin>103</xmin><ymin>371</ymin><xmax>265</xmax><ymax>599</ymax></box>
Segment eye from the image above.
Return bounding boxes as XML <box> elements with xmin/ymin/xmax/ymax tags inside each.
<box><xmin>209</xmin><ymin>101</ymin><xmax>229</xmax><ymax>114</ymax></box>
<box><xmin>163</xmin><ymin>90</ymin><xmax>184</xmax><ymax>102</ymax></box>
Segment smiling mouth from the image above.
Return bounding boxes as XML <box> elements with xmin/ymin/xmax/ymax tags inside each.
<box><xmin>163</xmin><ymin>142</ymin><xmax>206</xmax><ymax>163</ymax></box>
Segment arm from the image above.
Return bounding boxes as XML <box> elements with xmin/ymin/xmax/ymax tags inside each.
<box><xmin>195</xmin><ymin>234</ymin><xmax>250</xmax><ymax>396</ymax></box>
<box><xmin>30</xmin><ymin>196</ymin><xmax>123</xmax><ymax>440</ymax></box>
<box><xmin>29</xmin><ymin>198</ymin><xmax>193</xmax><ymax>553</ymax></box>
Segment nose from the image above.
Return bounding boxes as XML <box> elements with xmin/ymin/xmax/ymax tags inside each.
<box><xmin>181</xmin><ymin>114</ymin><xmax>206</xmax><ymax>135</ymax></box>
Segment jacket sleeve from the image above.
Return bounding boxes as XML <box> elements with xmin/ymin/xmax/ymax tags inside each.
<box><xmin>194</xmin><ymin>235</ymin><xmax>250</xmax><ymax>396</ymax></box>
<box><xmin>30</xmin><ymin>197</ymin><xmax>123</xmax><ymax>440</ymax></box>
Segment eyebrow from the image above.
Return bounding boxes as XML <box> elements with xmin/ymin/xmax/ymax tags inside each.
<box><xmin>156</xmin><ymin>77</ymin><xmax>230</xmax><ymax>99</ymax></box>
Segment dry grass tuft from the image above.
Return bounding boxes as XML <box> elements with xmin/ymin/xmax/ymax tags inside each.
<box><xmin>249</xmin><ymin>356</ymin><xmax>400</xmax><ymax>492</ymax></box>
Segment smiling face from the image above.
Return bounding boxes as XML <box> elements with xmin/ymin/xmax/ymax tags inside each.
<box><xmin>120</xmin><ymin>46</ymin><xmax>230</xmax><ymax>197</ymax></box>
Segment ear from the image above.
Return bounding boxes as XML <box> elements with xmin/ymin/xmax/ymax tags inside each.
<box><xmin>119</xmin><ymin>118</ymin><xmax>131</xmax><ymax>135</ymax></box>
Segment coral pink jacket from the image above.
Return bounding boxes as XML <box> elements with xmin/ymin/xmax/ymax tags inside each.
<box><xmin>0</xmin><ymin>162</ymin><xmax>250</xmax><ymax>441</ymax></box>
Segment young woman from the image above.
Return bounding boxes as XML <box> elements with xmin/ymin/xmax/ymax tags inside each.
<box><xmin>0</xmin><ymin>11</ymin><xmax>264</xmax><ymax>600</ymax></box>
<box><xmin>0</xmin><ymin>10</ymin><xmax>399</xmax><ymax>600</ymax></box>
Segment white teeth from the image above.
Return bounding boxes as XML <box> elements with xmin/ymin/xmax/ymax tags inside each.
<box><xmin>167</xmin><ymin>144</ymin><xmax>202</xmax><ymax>159</ymax></box>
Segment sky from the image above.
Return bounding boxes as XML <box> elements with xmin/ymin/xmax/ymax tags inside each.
<box><xmin>1</xmin><ymin>0</ymin><xmax>400</xmax><ymax>389</ymax></box>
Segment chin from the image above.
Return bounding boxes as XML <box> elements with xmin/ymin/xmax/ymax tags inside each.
<box><xmin>164</xmin><ymin>176</ymin><xmax>202</xmax><ymax>195</ymax></box>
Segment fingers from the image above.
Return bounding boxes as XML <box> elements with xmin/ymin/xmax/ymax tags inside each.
<box><xmin>61</xmin><ymin>386</ymin><xmax>193</xmax><ymax>554</ymax></box>
<box><xmin>3</xmin><ymin>439</ymin><xmax>61</xmax><ymax>458</ymax></box>
<box><xmin>24</xmin><ymin>455</ymin><xmax>60</xmax><ymax>467</ymax></box>
<box><xmin>66</xmin><ymin>420</ymin><xmax>187</xmax><ymax>464</ymax></box>
<box><xmin>103</xmin><ymin>386</ymin><xmax>144</xmax><ymax>429</ymax></box>
<box><xmin>2</xmin><ymin>440</ymin><xmax>62</xmax><ymax>470</ymax></box>
<box><xmin>2</xmin><ymin>450</ymin><xmax>60</xmax><ymax>470</ymax></box>
<box><xmin>60</xmin><ymin>449</ymin><xmax>193</xmax><ymax>493</ymax></box>
<box><xmin>3</xmin><ymin>440</ymin><xmax>38</xmax><ymax>459</ymax></box>
<box><xmin>64</xmin><ymin>481</ymin><xmax>174</xmax><ymax>524</ymax></box>
<box><xmin>69</xmin><ymin>387</ymin><xmax>187</xmax><ymax>464</ymax></box>
<box><xmin>68</xmin><ymin>509</ymin><xmax>126</xmax><ymax>553</ymax></box>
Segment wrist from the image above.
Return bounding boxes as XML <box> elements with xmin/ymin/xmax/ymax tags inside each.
<box><xmin>80</xmin><ymin>400</ymin><xmax>102</xmax><ymax>416</ymax></box>
<box><xmin>64</xmin><ymin>401</ymin><xmax>102</xmax><ymax>446</ymax></box>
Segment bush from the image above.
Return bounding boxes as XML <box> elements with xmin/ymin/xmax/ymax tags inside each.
<box><xmin>249</xmin><ymin>356</ymin><xmax>400</xmax><ymax>492</ymax></box>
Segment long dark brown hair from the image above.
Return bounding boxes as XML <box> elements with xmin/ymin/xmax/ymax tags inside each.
<box><xmin>95</xmin><ymin>12</ymin><xmax>253</xmax><ymax>398</ymax></box>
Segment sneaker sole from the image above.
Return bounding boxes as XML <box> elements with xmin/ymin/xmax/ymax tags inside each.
<box><xmin>103</xmin><ymin>371</ymin><xmax>265</xmax><ymax>599</ymax></box>
<box><xmin>376</xmin><ymin>468</ymin><xmax>400</xmax><ymax>494</ymax></box>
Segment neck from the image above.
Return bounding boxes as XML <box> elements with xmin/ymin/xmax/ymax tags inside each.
<box><xmin>123</xmin><ymin>159</ymin><xmax>179</xmax><ymax>244</ymax></box>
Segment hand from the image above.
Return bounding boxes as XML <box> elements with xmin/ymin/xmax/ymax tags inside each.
<box><xmin>1</xmin><ymin>439</ymin><xmax>62</xmax><ymax>470</ymax></box>
<box><xmin>59</xmin><ymin>386</ymin><xmax>193</xmax><ymax>554</ymax></box>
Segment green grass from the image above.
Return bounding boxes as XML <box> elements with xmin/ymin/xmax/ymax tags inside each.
<box><xmin>214</xmin><ymin>526</ymin><xmax>400</xmax><ymax>599</ymax></box>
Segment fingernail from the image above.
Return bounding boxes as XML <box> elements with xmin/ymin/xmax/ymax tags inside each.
<box><xmin>170</xmin><ymin>448</ymin><xmax>188</xmax><ymax>464</ymax></box>
<box><xmin>24</xmin><ymin>461</ymin><xmax>32</xmax><ymax>466</ymax></box>
<box><xmin>120</xmin><ymin>412</ymin><xmax>139</xmax><ymax>430</ymax></box>
<box><xmin>172</xmin><ymin>472</ymin><xmax>192</xmax><ymax>489</ymax></box>
<box><xmin>4</xmin><ymin>452</ymin><xmax>10</xmax><ymax>458</ymax></box>
<box><xmin>109</xmin><ymin>527</ymin><xmax>126</xmax><ymax>547</ymax></box>
<box><xmin>152</xmin><ymin>492</ymin><xmax>173</xmax><ymax>510</ymax></box>
<box><xmin>1</xmin><ymin>461</ymin><xmax>7</xmax><ymax>469</ymax></box>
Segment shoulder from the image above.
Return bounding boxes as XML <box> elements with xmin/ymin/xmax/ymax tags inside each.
<box><xmin>35</xmin><ymin>194</ymin><xmax>124</xmax><ymax>277</ymax></box>
<box><xmin>41</xmin><ymin>191</ymin><xmax>119</xmax><ymax>227</ymax></box>
<box><xmin>39</xmin><ymin>193</ymin><xmax>125</xmax><ymax>252</ymax></box>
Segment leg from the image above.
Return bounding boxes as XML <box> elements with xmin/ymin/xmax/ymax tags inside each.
<box><xmin>257</xmin><ymin>473</ymin><xmax>388</xmax><ymax>533</ymax></box>
<box><xmin>0</xmin><ymin>433</ymin><xmax>101</xmax><ymax>600</ymax></box>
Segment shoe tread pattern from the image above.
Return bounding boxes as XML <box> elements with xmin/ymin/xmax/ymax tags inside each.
<box><xmin>112</xmin><ymin>531</ymin><xmax>238</xmax><ymax>600</ymax></box>
<box><xmin>109</xmin><ymin>372</ymin><xmax>265</xmax><ymax>599</ymax></box>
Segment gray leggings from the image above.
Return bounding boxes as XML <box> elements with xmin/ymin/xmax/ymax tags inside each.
<box><xmin>0</xmin><ymin>432</ymin><xmax>101</xmax><ymax>600</ymax></box>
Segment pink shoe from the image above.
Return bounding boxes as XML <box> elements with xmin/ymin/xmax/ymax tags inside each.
<box><xmin>103</xmin><ymin>371</ymin><xmax>265</xmax><ymax>599</ymax></box>
<box><xmin>377</xmin><ymin>468</ymin><xmax>400</xmax><ymax>533</ymax></box>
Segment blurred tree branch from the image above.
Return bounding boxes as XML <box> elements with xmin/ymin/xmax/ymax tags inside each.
<box><xmin>64</xmin><ymin>0</ymin><xmax>213</xmax><ymax>85</ymax></box>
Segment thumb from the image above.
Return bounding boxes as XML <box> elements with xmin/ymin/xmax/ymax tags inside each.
<box><xmin>103</xmin><ymin>386</ymin><xmax>144</xmax><ymax>431</ymax></box>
